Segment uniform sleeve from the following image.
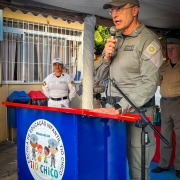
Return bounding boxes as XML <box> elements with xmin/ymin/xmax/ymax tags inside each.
<box><xmin>93</xmin><ymin>75</ymin><xmax>106</xmax><ymax>94</ymax></box>
<box><xmin>119</xmin><ymin>39</ymin><xmax>163</xmax><ymax>110</ymax></box>
<box><xmin>42</xmin><ymin>77</ymin><xmax>50</xmax><ymax>98</ymax></box>
<box><xmin>94</xmin><ymin>53</ymin><xmax>111</xmax><ymax>83</ymax></box>
<box><xmin>158</xmin><ymin>66</ymin><xmax>162</xmax><ymax>86</ymax></box>
<box><xmin>94</xmin><ymin>37</ymin><xmax>123</xmax><ymax>85</ymax></box>
<box><xmin>68</xmin><ymin>79</ymin><xmax>76</xmax><ymax>101</ymax></box>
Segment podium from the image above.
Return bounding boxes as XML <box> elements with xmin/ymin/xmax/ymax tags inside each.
<box><xmin>2</xmin><ymin>102</ymin><xmax>151</xmax><ymax>180</ymax></box>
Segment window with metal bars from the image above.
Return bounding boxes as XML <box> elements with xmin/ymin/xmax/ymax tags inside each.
<box><xmin>0</xmin><ymin>18</ymin><xmax>83</xmax><ymax>83</ymax></box>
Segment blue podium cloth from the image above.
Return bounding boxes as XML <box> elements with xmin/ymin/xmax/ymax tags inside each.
<box><xmin>14</xmin><ymin>106</ymin><xmax>130</xmax><ymax>180</ymax></box>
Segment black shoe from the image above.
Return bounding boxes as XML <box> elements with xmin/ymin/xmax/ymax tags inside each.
<box><xmin>176</xmin><ymin>170</ymin><xmax>180</xmax><ymax>178</ymax></box>
<box><xmin>151</xmin><ymin>166</ymin><xmax>170</xmax><ymax>173</ymax></box>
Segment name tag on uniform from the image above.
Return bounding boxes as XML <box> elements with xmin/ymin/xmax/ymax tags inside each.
<box><xmin>124</xmin><ymin>45</ymin><xmax>134</xmax><ymax>51</ymax></box>
<box><xmin>60</xmin><ymin>81</ymin><xmax>66</xmax><ymax>84</ymax></box>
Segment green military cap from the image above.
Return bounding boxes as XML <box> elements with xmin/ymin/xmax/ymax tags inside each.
<box><xmin>30</xmin><ymin>134</ymin><xmax>38</xmax><ymax>144</ymax></box>
<box><xmin>48</xmin><ymin>139</ymin><xmax>58</xmax><ymax>149</ymax></box>
<box><xmin>103</xmin><ymin>0</ymin><xmax>139</xmax><ymax>9</ymax></box>
<box><xmin>167</xmin><ymin>38</ymin><xmax>180</xmax><ymax>46</ymax></box>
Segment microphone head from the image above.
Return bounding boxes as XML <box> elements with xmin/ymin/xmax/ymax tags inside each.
<box><xmin>110</xmin><ymin>26</ymin><xmax>117</xmax><ymax>36</ymax></box>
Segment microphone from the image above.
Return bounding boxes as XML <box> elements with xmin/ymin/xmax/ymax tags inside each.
<box><xmin>109</xmin><ymin>26</ymin><xmax>117</xmax><ymax>57</ymax></box>
<box><xmin>110</xmin><ymin>26</ymin><xmax>117</xmax><ymax>39</ymax></box>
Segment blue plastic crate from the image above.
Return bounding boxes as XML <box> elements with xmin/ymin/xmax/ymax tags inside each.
<box><xmin>7</xmin><ymin>91</ymin><xmax>31</xmax><ymax>128</ymax></box>
<box><xmin>7</xmin><ymin>91</ymin><xmax>31</xmax><ymax>104</ymax></box>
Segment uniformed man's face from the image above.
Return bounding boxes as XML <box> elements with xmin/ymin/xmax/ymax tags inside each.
<box><xmin>167</xmin><ymin>44</ymin><xmax>180</xmax><ymax>60</ymax></box>
<box><xmin>111</xmin><ymin>3</ymin><xmax>139</xmax><ymax>33</ymax></box>
<box><xmin>53</xmin><ymin>62</ymin><xmax>63</xmax><ymax>72</ymax></box>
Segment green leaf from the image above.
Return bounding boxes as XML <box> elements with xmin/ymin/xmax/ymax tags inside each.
<box><xmin>94</xmin><ymin>25</ymin><xmax>111</xmax><ymax>54</ymax></box>
<box><xmin>94</xmin><ymin>30</ymin><xmax>103</xmax><ymax>43</ymax></box>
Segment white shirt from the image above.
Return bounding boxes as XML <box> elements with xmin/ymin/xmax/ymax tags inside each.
<box><xmin>42</xmin><ymin>72</ymin><xmax>76</xmax><ymax>101</ymax></box>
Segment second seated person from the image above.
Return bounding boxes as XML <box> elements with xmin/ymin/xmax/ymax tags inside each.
<box><xmin>42</xmin><ymin>58</ymin><xmax>76</xmax><ymax>108</ymax></box>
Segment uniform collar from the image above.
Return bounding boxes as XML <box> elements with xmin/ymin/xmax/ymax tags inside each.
<box><xmin>166</xmin><ymin>59</ymin><xmax>180</xmax><ymax>67</ymax></box>
<box><xmin>174</xmin><ymin>59</ymin><xmax>180</xmax><ymax>67</ymax></box>
<box><xmin>52</xmin><ymin>72</ymin><xmax>64</xmax><ymax>77</ymax></box>
<box><xmin>116</xmin><ymin>23</ymin><xmax>145</xmax><ymax>38</ymax></box>
<box><xmin>129</xmin><ymin>23</ymin><xmax>145</xmax><ymax>37</ymax></box>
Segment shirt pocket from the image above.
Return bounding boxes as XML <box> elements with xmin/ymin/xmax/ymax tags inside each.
<box><xmin>170</xmin><ymin>69</ymin><xmax>180</xmax><ymax>83</ymax></box>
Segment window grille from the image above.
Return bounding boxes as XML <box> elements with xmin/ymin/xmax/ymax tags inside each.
<box><xmin>1</xmin><ymin>18</ymin><xmax>83</xmax><ymax>83</ymax></box>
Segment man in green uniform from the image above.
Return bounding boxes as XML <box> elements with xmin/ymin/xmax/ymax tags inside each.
<box><xmin>93</xmin><ymin>0</ymin><xmax>163</xmax><ymax>179</ymax></box>
<box><xmin>152</xmin><ymin>38</ymin><xmax>180</xmax><ymax>178</ymax></box>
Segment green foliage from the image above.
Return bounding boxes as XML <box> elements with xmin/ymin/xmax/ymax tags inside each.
<box><xmin>94</xmin><ymin>25</ymin><xmax>110</xmax><ymax>54</ymax></box>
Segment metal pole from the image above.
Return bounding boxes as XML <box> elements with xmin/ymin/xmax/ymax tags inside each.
<box><xmin>82</xmin><ymin>15</ymin><xmax>96</xmax><ymax>109</ymax></box>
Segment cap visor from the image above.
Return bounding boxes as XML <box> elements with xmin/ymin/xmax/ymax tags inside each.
<box><xmin>53</xmin><ymin>62</ymin><xmax>63</xmax><ymax>64</ymax></box>
<box><xmin>103</xmin><ymin>1</ymin><xmax>128</xmax><ymax>9</ymax></box>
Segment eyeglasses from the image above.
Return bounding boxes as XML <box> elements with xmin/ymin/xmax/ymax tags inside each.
<box><xmin>108</xmin><ymin>6</ymin><xmax>135</xmax><ymax>16</ymax></box>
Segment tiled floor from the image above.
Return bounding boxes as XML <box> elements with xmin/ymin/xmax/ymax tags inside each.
<box><xmin>0</xmin><ymin>141</ymin><xmax>179</xmax><ymax>180</ymax></box>
<box><xmin>150</xmin><ymin>161</ymin><xmax>180</xmax><ymax>180</ymax></box>
<box><xmin>0</xmin><ymin>142</ymin><xmax>17</xmax><ymax>180</ymax></box>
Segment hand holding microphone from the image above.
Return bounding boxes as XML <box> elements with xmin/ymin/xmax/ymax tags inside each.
<box><xmin>103</xmin><ymin>26</ymin><xmax>117</xmax><ymax>61</ymax></box>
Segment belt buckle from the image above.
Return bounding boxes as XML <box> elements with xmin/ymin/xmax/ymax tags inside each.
<box><xmin>167</xmin><ymin>97</ymin><xmax>171</xmax><ymax>101</ymax></box>
<box><xmin>109</xmin><ymin>97</ymin><xmax>115</xmax><ymax>105</ymax></box>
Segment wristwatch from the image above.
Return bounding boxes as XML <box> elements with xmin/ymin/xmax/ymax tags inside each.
<box><xmin>114</xmin><ymin>104</ymin><xmax>122</xmax><ymax>114</ymax></box>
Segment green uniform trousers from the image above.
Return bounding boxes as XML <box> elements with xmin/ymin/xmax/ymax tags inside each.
<box><xmin>127</xmin><ymin>107</ymin><xmax>156</xmax><ymax>180</ymax></box>
<box><xmin>106</xmin><ymin>104</ymin><xmax>156</xmax><ymax>180</ymax></box>
<box><xmin>158</xmin><ymin>98</ymin><xmax>180</xmax><ymax>170</ymax></box>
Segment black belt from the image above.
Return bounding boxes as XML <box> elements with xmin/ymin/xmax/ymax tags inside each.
<box><xmin>162</xmin><ymin>96</ymin><xmax>180</xmax><ymax>101</ymax></box>
<box><xmin>106</xmin><ymin>96</ymin><xmax>122</xmax><ymax>105</ymax></box>
<box><xmin>107</xmin><ymin>95</ymin><xmax>155</xmax><ymax>108</ymax></box>
<box><xmin>142</xmin><ymin>96</ymin><xmax>155</xmax><ymax>108</ymax></box>
<box><xmin>50</xmin><ymin>96</ymin><xmax>68</xmax><ymax>101</ymax></box>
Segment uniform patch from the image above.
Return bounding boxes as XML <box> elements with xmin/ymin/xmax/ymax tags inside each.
<box><xmin>143</xmin><ymin>41</ymin><xmax>163</xmax><ymax>68</ymax></box>
<box><xmin>43</xmin><ymin>81</ymin><xmax>46</xmax><ymax>86</ymax></box>
<box><xmin>143</xmin><ymin>41</ymin><xmax>159</xmax><ymax>58</ymax></box>
<box><xmin>124</xmin><ymin>45</ymin><xmax>135</xmax><ymax>51</ymax></box>
<box><xmin>71</xmin><ymin>81</ymin><xmax>74</xmax><ymax>84</ymax></box>
<box><xmin>60</xmin><ymin>81</ymin><xmax>66</xmax><ymax>84</ymax></box>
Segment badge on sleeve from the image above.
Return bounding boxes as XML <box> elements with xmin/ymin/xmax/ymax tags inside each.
<box><xmin>146</xmin><ymin>44</ymin><xmax>157</xmax><ymax>55</ymax></box>
<box><xmin>71</xmin><ymin>81</ymin><xmax>74</xmax><ymax>84</ymax></box>
<box><xmin>43</xmin><ymin>81</ymin><xmax>46</xmax><ymax>86</ymax></box>
<box><xmin>143</xmin><ymin>41</ymin><xmax>159</xmax><ymax>58</ymax></box>
<box><xmin>143</xmin><ymin>41</ymin><xmax>163</xmax><ymax>68</ymax></box>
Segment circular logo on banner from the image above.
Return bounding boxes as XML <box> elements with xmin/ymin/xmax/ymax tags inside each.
<box><xmin>25</xmin><ymin>119</ymin><xmax>65</xmax><ymax>180</ymax></box>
